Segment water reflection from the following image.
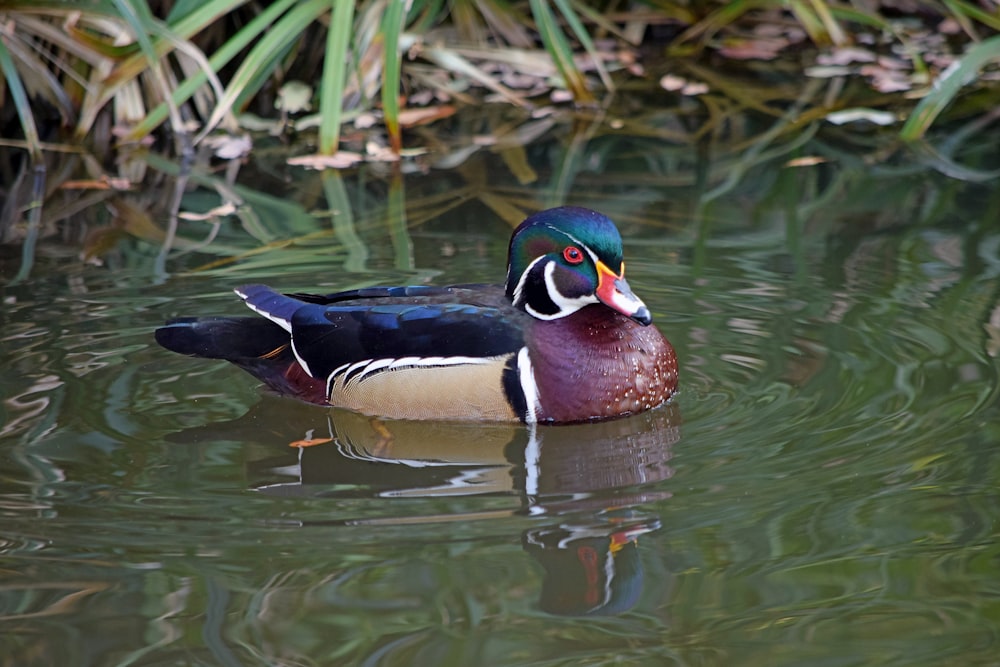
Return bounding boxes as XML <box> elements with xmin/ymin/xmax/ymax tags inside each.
<box><xmin>170</xmin><ymin>400</ymin><xmax>680</xmax><ymax>616</ymax></box>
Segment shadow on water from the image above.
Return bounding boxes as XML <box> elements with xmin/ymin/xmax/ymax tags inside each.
<box><xmin>170</xmin><ymin>400</ymin><xmax>682</xmax><ymax>617</ymax></box>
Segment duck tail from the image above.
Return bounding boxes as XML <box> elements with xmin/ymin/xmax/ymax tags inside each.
<box><xmin>154</xmin><ymin>317</ymin><xmax>327</xmax><ymax>404</ymax></box>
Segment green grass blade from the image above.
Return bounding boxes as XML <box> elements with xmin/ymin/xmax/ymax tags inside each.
<box><xmin>529</xmin><ymin>0</ymin><xmax>592</xmax><ymax>103</ymax></box>
<box><xmin>901</xmin><ymin>34</ymin><xmax>1000</xmax><ymax>141</ymax></box>
<box><xmin>319</xmin><ymin>0</ymin><xmax>356</xmax><ymax>155</ymax></box>
<box><xmin>197</xmin><ymin>0</ymin><xmax>328</xmax><ymax>144</ymax></box>
<box><xmin>386</xmin><ymin>172</ymin><xmax>411</xmax><ymax>270</ymax></box>
<box><xmin>408</xmin><ymin>0</ymin><xmax>447</xmax><ymax>33</ymax></box>
<box><xmin>420</xmin><ymin>45</ymin><xmax>528</xmax><ymax>107</ymax></box>
<box><xmin>130</xmin><ymin>0</ymin><xmax>298</xmax><ymax>139</ymax></box>
<box><xmin>806</xmin><ymin>0</ymin><xmax>845</xmax><ymax>45</ymax></box>
<box><xmin>380</xmin><ymin>0</ymin><xmax>408</xmax><ymax>154</ymax></box>
<box><xmin>0</xmin><ymin>34</ymin><xmax>42</xmax><ymax>161</ymax></box>
<box><xmin>555</xmin><ymin>0</ymin><xmax>612</xmax><ymax>92</ymax></box>
<box><xmin>943</xmin><ymin>0</ymin><xmax>1000</xmax><ymax>33</ymax></box>
<box><xmin>110</xmin><ymin>0</ymin><xmax>180</xmax><ymax>129</ymax></box>
<box><xmin>672</xmin><ymin>0</ymin><xmax>766</xmax><ymax>52</ymax></box>
<box><xmin>322</xmin><ymin>171</ymin><xmax>367</xmax><ymax>270</ymax></box>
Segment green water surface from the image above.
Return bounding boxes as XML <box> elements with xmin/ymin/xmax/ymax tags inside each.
<box><xmin>1</xmin><ymin>120</ymin><xmax>999</xmax><ymax>666</ymax></box>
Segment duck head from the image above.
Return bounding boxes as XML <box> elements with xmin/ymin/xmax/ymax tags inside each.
<box><xmin>505</xmin><ymin>207</ymin><xmax>652</xmax><ymax>325</ymax></box>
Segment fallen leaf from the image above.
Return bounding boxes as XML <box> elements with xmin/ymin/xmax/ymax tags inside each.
<box><xmin>238</xmin><ymin>113</ymin><xmax>281</xmax><ymax>132</ymax></box>
<box><xmin>785</xmin><ymin>156</ymin><xmax>827</xmax><ymax>167</ymax></box>
<box><xmin>805</xmin><ymin>65</ymin><xmax>852</xmax><ymax>78</ymax></box>
<box><xmin>681</xmin><ymin>81</ymin><xmax>709</xmax><ymax>95</ymax></box>
<box><xmin>178</xmin><ymin>202</ymin><xmax>238</xmax><ymax>221</ymax></box>
<box><xmin>288</xmin><ymin>437</ymin><xmax>333</xmax><ymax>448</ymax></box>
<box><xmin>204</xmin><ymin>133</ymin><xmax>252</xmax><ymax>159</ymax></box>
<box><xmin>354</xmin><ymin>112</ymin><xmax>378</xmax><ymax>129</ymax></box>
<box><xmin>877</xmin><ymin>55</ymin><xmax>909</xmax><ymax>70</ymax></box>
<box><xmin>659</xmin><ymin>74</ymin><xmax>686</xmax><ymax>91</ymax></box>
<box><xmin>365</xmin><ymin>141</ymin><xmax>400</xmax><ymax>162</ymax></box>
<box><xmin>287</xmin><ymin>152</ymin><xmax>364</xmax><ymax>169</ymax></box>
<box><xmin>60</xmin><ymin>176</ymin><xmax>133</xmax><ymax>191</ymax></box>
<box><xmin>397</xmin><ymin>105</ymin><xmax>456</xmax><ymax>128</ymax></box>
<box><xmin>825</xmin><ymin>108</ymin><xmax>897</xmax><ymax>125</ymax></box>
<box><xmin>817</xmin><ymin>47</ymin><xmax>876</xmax><ymax>66</ymax></box>
<box><xmin>939</xmin><ymin>17</ymin><xmax>962</xmax><ymax>34</ymax></box>
<box><xmin>860</xmin><ymin>65</ymin><xmax>913</xmax><ymax>92</ymax></box>
<box><xmin>275</xmin><ymin>80</ymin><xmax>313</xmax><ymax>113</ymax></box>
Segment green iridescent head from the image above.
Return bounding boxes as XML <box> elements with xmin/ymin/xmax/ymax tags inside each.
<box><xmin>504</xmin><ymin>207</ymin><xmax>651</xmax><ymax>325</ymax></box>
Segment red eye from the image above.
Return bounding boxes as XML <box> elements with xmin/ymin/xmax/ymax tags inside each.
<box><xmin>563</xmin><ymin>246</ymin><xmax>584</xmax><ymax>264</ymax></box>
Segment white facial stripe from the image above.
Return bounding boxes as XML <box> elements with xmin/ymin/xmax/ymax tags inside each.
<box><xmin>517</xmin><ymin>347</ymin><xmax>540</xmax><ymax>424</ymax></box>
<box><xmin>517</xmin><ymin>258</ymin><xmax>600</xmax><ymax>320</ymax></box>
<box><xmin>543</xmin><ymin>261</ymin><xmax>599</xmax><ymax>313</ymax></box>
<box><xmin>523</xmin><ymin>303</ymin><xmax>561</xmax><ymax>321</ymax></box>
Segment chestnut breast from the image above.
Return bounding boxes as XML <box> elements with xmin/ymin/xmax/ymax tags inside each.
<box><xmin>527</xmin><ymin>304</ymin><xmax>678</xmax><ymax>423</ymax></box>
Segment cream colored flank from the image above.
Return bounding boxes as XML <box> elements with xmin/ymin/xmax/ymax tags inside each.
<box><xmin>326</xmin><ymin>354</ymin><xmax>520</xmax><ymax>421</ymax></box>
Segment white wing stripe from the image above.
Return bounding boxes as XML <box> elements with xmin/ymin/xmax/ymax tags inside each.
<box><xmin>290</xmin><ymin>339</ymin><xmax>313</xmax><ymax>377</ymax></box>
<box><xmin>240</xmin><ymin>298</ymin><xmax>293</xmax><ymax>332</ymax></box>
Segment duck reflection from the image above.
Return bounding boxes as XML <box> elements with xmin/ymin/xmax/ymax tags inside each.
<box><xmin>174</xmin><ymin>401</ymin><xmax>680</xmax><ymax>616</ymax></box>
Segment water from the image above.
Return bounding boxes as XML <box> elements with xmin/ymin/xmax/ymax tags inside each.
<box><xmin>2</xmin><ymin>117</ymin><xmax>1000</xmax><ymax>666</ymax></box>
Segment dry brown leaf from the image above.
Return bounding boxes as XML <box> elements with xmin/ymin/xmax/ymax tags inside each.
<box><xmin>287</xmin><ymin>152</ymin><xmax>364</xmax><ymax>169</ymax></box>
<box><xmin>397</xmin><ymin>105</ymin><xmax>457</xmax><ymax>128</ymax></box>
<box><xmin>785</xmin><ymin>156</ymin><xmax>828</xmax><ymax>167</ymax></box>
<box><xmin>817</xmin><ymin>47</ymin><xmax>877</xmax><ymax>66</ymax></box>
<box><xmin>204</xmin><ymin>133</ymin><xmax>252</xmax><ymax>159</ymax></box>
<box><xmin>60</xmin><ymin>176</ymin><xmax>133</xmax><ymax>191</ymax></box>
<box><xmin>365</xmin><ymin>142</ymin><xmax>400</xmax><ymax>162</ymax></box>
<box><xmin>825</xmin><ymin>108</ymin><xmax>896</xmax><ymax>125</ymax></box>
<box><xmin>805</xmin><ymin>65</ymin><xmax>852</xmax><ymax>78</ymax></box>
<box><xmin>659</xmin><ymin>74</ymin><xmax>686</xmax><ymax>91</ymax></box>
<box><xmin>354</xmin><ymin>112</ymin><xmax>378</xmax><ymax>129</ymax></box>
<box><xmin>681</xmin><ymin>81</ymin><xmax>709</xmax><ymax>96</ymax></box>
<box><xmin>860</xmin><ymin>65</ymin><xmax>913</xmax><ymax>93</ymax></box>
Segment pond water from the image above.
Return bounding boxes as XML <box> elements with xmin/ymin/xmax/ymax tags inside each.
<box><xmin>2</xmin><ymin>111</ymin><xmax>999</xmax><ymax>666</ymax></box>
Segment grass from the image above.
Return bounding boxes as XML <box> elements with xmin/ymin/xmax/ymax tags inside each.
<box><xmin>1</xmin><ymin>0</ymin><xmax>999</xmax><ymax>277</ymax></box>
<box><xmin>1</xmin><ymin>1</ymin><xmax>998</xmax><ymax>159</ymax></box>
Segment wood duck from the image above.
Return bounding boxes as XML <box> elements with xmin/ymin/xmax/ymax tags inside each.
<box><xmin>155</xmin><ymin>206</ymin><xmax>678</xmax><ymax>424</ymax></box>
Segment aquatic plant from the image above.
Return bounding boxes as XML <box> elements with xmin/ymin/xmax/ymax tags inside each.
<box><xmin>0</xmin><ymin>0</ymin><xmax>997</xmax><ymax>163</ymax></box>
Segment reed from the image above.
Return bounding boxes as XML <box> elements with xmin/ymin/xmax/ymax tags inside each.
<box><xmin>0</xmin><ymin>1</ymin><xmax>997</xmax><ymax>163</ymax></box>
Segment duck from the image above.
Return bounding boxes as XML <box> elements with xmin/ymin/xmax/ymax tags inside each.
<box><xmin>154</xmin><ymin>206</ymin><xmax>678</xmax><ymax>424</ymax></box>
